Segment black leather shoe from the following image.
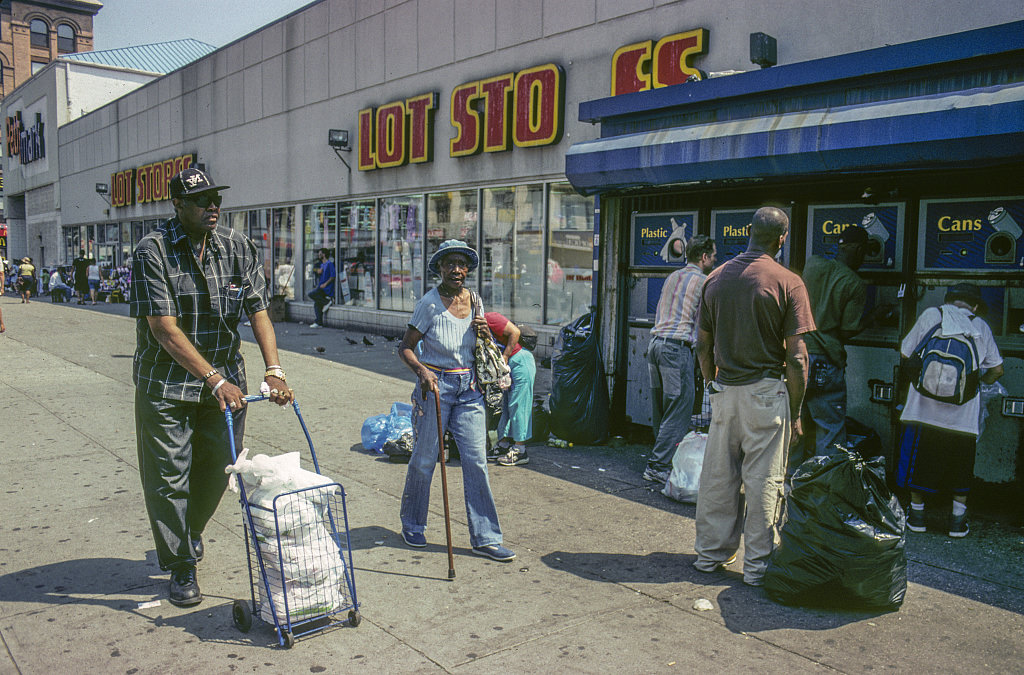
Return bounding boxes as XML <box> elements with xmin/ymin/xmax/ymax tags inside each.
<box><xmin>168</xmin><ymin>566</ymin><xmax>202</xmax><ymax>607</ymax></box>
<box><xmin>192</xmin><ymin>536</ymin><xmax>204</xmax><ymax>562</ymax></box>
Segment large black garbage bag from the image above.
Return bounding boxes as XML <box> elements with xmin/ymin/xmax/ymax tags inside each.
<box><xmin>548</xmin><ymin>311</ymin><xmax>609</xmax><ymax>445</ymax></box>
<box><xmin>764</xmin><ymin>447</ymin><xmax>907</xmax><ymax>609</ymax></box>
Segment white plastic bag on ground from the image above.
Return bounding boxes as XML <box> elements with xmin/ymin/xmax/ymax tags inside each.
<box><xmin>663</xmin><ymin>431</ymin><xmax>707</xmax><ymax>503</ymax></box>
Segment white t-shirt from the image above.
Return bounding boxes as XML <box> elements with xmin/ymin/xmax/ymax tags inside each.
<box><xmin>87</xmin><ymin>264</ymin><xmax>100</xmax><ymax>281</ymax></box>
<box><xmin>899</xmin><ymin>304</ymin><xmax>1002</xmax><ymax>436</ymax></box>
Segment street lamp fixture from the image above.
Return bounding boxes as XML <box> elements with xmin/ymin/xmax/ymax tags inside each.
<box><xmin>328</xmin><ymin>129</ymin><xmax>352</xmax><ymax>173</ymax></box>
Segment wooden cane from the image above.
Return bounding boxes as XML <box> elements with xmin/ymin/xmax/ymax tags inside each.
<box><xmin>433</xmin><ymin>384</ymin><xmax>456</xmax><ymax>579</ymax></box>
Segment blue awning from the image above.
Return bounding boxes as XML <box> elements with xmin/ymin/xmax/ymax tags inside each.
<box><xmin>566</xmin><ymin>82</ymin><xmax>1024</xmax><ymax>195</ymax></box>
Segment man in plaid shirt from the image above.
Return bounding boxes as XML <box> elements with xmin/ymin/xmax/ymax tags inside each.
<box><xmin>131</xmin><ymin>167</ymin><xmax>294</xmax><ymax>607</ymax></box>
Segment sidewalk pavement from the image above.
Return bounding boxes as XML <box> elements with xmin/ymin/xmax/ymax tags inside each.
<box><xmin>1</xmin><ymin>294</ymin><xmax>1022</xmax><ymax>673</ymax></box>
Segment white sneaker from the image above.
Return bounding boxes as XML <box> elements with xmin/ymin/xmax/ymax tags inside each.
<box><xmin>309</xmin><ymin>322</ymin><xmax>321</xmax><ymax>328</ymax></box>
<box><xmin>323</xmin><ymin>299</ymin><xmax>333</xmax><ymax>312</ymax></box>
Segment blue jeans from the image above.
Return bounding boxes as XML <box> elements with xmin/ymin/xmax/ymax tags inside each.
<box><xmin>400</xmin><ymin>370</ymin><xmax>503</xmax><ymax>548</ymax></box>
<box><xmin>647</xmin><ymin>337</ymin><xmax>696</xmax><ymax>472</ymax></box>
<box><xmin>498</xmin><ymin>349</ymin><xmax>536</xmax><ymax>443</ymax></box>
<box><xmin>790</xmin><ymin>354</ymin><xmax>847</xmax><ymax>473</ymax></box>
<box><xmin>308</xmin><ymin>288</ymin><xmax>332</xmax><ymax>324</ymax></box>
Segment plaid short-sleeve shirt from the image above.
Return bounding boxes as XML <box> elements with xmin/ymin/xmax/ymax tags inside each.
<box><xmin>130</xmin><ymin>217</ymin><xmax>270</xmax><ymax>402</ymax></box>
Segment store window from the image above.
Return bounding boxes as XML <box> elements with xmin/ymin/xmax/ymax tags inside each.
<box><xmin>547</xmin><ymin>183</ymin><xmax>594</xmax><ymax>325</ymax></box>
<box><xmin>302</xmin><ymin>202</ymin><xmax>337</xmax><ymax>301</ymax></box>
<box><xmin>379</xmin><ymin>195</ymin><xmax>423</xmax><ymax>312</ymax></box>
<box><xmin>339</xmin><ymin>200</ymin><xmax>376</xmax><ymax>307</ymax></box>
<box><xmin>56</xmin><ymin>24</ymin><xmax>75</xmax><ymax>53</ymax></box>
<box><xmin>482</xmin><ymin>184</ymin><xmax>544</xmax><ymax>324</ymax></box>
<box><xmin>426</xmin><ymin>190</ymin><xmax>478</xmax><ymax>289</ymax></box>
<box><xmin>30</xmin><ymin>19</ymin><xmax>48</xmax><ymax>48</ymax></box>
<box><xmin>267</xmin><ymin>207</ymin><xmax>294</xmax><ymax>298</ymax></box>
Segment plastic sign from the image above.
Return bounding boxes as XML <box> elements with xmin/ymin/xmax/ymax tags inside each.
<box><xmin>919</xmin><ymin>197</ymin><xmax>1024</xmax><ymax>271</ymax></box>
<box><xmin>711</xmin><ymin>208</ymin><xmax>792</xmax><ymax>266</ymax></box>
<box><xmin>5</xmin><ymin>111</ymin><xmax>46</xmax><ymax>165</ymax></box>
<box><xmin>110</xmin><ymin>153</ymin><xmax>196</xmax><ymax>208</ymax></box>
<box><xmin>807</xmin><ymin>204</ymin><xmax>903</xmax><ymax>271</ymax></box>
<box><xmin>358</xmin><ymin>93</ymin><xmax>438</xmax><ymax>170</ymax></box>
<box><xmin>611</xmin><ymin>29</ymin><xmax>708</xmax><ymax>96</ymax></box>
<box><xmin>631</xmin><ymin>212</ymin><xmax>696</xmax><ymax>268</ymax></box>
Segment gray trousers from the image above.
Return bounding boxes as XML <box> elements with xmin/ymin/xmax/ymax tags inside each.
<box><xmin>135</xmin><ymin>389</ymin><xmax>245</xmax><ymax>572</ymax></box>
<box><xmin>647</xmin><ymin>337</ymin><xmax>696</xmax><ymax>472</ymax></box>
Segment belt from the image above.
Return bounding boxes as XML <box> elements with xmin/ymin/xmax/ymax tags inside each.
<box><xmin>423</xmin><ymin>363</ymin><xmax>472</xmax><ymax>374</ymax></box>
<box><xmin>654</xmin><ymin>336</ymin><xmax>693</xmax><ymax>348</ymax></box>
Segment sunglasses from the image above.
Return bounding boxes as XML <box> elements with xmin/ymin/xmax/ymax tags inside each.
<box><xmin>183</xmin><ymin>193</ymin><xmax>222</xmax><ymax>208</ymax></box>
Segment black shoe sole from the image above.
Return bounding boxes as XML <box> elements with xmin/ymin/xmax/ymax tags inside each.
<box><xmin>168</xmin><ymin>594</ymin><xmax>203</xmax><ymax>607</ymax></box>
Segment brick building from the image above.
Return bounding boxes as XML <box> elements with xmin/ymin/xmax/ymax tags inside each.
<box><xmin>0</xmin><ymin>0</ymin><xmax>101</xmax><ymax>100</ymax></box>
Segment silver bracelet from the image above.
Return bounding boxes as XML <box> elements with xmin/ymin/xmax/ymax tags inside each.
<box><xmin>211</xmin><ymin>378</ymin><xmax>227</xmax><ymax>395</ymax></box>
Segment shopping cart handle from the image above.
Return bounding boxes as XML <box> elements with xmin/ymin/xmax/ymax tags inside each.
<box><xmin>243</xmin><ymin>394</ymin><xmax>269</xmax><ymax>403</ymax></box>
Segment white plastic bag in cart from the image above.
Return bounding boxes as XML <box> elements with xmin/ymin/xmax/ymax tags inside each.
<box><xmin>225</xmin><ymin>448</ymin><xmax>337</xmax><ymax>507</ymax></box>
<box><xmin>259</xmin><ymin>527</ymin><xmax>345</xmax><ymax>585</ymax></box>
<box><xmin>663</xmin><ymin>430</ymin><xmax>707</xmax><ymax>503</ymax></box>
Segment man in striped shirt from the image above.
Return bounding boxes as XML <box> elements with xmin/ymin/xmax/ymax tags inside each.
<box><xmin>643</xmin><ymin>234</ymin><xmax>717</xmax><ymax>484</ymax></box>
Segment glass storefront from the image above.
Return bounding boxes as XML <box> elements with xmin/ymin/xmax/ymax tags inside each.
<box><xmin>270</xmin><ymin>207</ymin><xmax>296</xmax><ymax>300</ymax></box>
<box><xmin>547</xmin><ymin>183</ymin><xmax>594</xmax><ymax>325</ymax></box>
<box><xmin>339</xmin><ymin>200</ymin><xmax>375</xmax><ymax>307</ymax></box>
<box><xmin>482</xmin><ymin>184</ymin><xmax>544</xmax><ymax>324</ymax></box>
<box><xmin>378</xmin><ymin>195</ymin><xmax>423</xmax><ymax>312</ymax></box>
<box><xmin>57</xmin><ymin>181</ymin><xmax>594</xmax><ymax>322</ymax></box>
<box><xmin>303</xmin><ymin>203</ymin><xmax>337</xmax><ymax>303</ymax></box>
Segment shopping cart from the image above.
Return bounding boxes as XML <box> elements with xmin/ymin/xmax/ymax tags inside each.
<box><xmin>227</xmin><ymin>394</ymin><xmax>361</xmax><ymax>648</ymax></box>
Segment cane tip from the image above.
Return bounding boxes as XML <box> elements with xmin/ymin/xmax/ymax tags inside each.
<box><xmin>448</xmin><ymin>569</ymin><xmax>456</xmax><ymax>579</ymax></box>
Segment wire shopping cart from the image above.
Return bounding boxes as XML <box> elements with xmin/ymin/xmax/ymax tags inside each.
<box><xmin>226</xmin><ymin>394</ymin><xmax>360</xmax><ymax>648</ymax></box>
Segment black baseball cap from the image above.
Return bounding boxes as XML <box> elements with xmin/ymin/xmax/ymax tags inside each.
<box><xmin>837</xmin><ymin>225</ymin><xmax>869</xmax><ymax>246</ymax></box>
<box><xmin>169</xmin><ymin>168</ymin><xmax>230</xmax><ymax>199</ymax></box>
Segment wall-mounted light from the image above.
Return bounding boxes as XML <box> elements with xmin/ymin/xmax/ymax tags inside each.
<box><xmin>95</xmin><ymin>182</ymin><xmax>111</xmax><ymax>207</ymax></box>
<box><xmin>328</xmin><ymin>129</ymin><xmax>352</xmax><ymax>173</ymax></box>
<box><xmin>328</xmin><ymin>129</ymin><xmax>350</xmax><ymax>150</ymax></box>
<box><xmin>750</xmin><ymin>32</ymin><xmax>777</xmax><ymax>69</ymax></box>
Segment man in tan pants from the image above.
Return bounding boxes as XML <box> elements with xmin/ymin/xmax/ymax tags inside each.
<box><xmin>693</xmin><ymin>207</ymin><xmax>814</xmax><ymax>587</ymax></box>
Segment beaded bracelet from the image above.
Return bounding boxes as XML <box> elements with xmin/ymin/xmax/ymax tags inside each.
<box><xmin>201</xmin><ymin>369</ymin><xmax>219</xmax><ymax>381</ymax></box>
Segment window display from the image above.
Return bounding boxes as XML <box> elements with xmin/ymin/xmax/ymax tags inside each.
<box><xmin>482</xmin><ymin>184</ymin><xmax>544</xmax><ymax>324</ymax></box>
<box><xmin>379</xmin><ymin>195</ymin><xmax>423</xmax><ymax>312</ymax></box>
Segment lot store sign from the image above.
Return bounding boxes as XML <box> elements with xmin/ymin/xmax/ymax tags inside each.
<box><xmin>358</xmin><ymin>62</ymin><xmax>564</xmax><ymax>171</ymax></box>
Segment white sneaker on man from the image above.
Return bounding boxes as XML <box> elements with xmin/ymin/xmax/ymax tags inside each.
<box><xmin>309</xmin><ymin>322</ymin><xmax>321</xmax><ymax>328</ymax></box>
<box><xmin>323</xmin><ymin>299</ymin><xmax>333</xmax><ymax>312</ymax></box>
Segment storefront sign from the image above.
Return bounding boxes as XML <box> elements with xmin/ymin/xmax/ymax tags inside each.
<box><xmin>711</xmin><ymin>208</ymin><xmax>792</xmax><ymax>266</ymax></box>
<box><xmin>451</xmin><ymin>63</ymin><xmax>564</xmax><ymax>156</ymax></box>
<box><xmin>357</xmin><ymin>61</ymin><xmax>564</xmax><ymax>171</ymax></box>
<box><xmin>631</xmin><ymin>212</ymin><xmax>695</xmax><ymax>268</ymax></box>
<box><xmin>807</xmin><ymin>203</ymin><xmax>902</xmax><ymax>271</ymax></box>
<box><xmin>358</xmin><ymin>93</ymin><xmax>438</xmax><ymax>170</ymax></box>
<box><xmin>111</xmin><ymin>153</ymin><xmax>195</xmax><ymax>208</ymax></box>
<box><xmin>611</xmin><ymin>29</ymin><xmax>708</xmax><ymax>96</ymax></box>
<box><xmin>919</xmin><ymin>197</ymin><xmax>1024</xmax><ymax>270</ymax></box>
<box><xmin>5</xmin><ymin>111</ymin><xmax>46</xmax><ymax>165</ymax></box>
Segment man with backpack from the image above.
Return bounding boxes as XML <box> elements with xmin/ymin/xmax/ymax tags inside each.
<box><xmin>897</xmin><ymin>283</ymin><xmax>1003</xmax><ymax>537</ymax></box>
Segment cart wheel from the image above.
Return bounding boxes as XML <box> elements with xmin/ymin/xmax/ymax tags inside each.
<box><xmin>232</xmin><ymin>599</ymin><xmax>252</xmax><ymax>632</ymax></box>
<box><xmin>348</xmin><ymin>610</ymin><xmax>362</xmax><ymax>627</ymax></box>
<box><xmin>281</xmin><ymin>631</ymin><xmax>295</xmax><ymax>649</ymax></box>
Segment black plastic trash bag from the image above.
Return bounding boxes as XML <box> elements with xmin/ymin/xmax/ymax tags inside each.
<box><xmin>530</xmin><ymin>395</ymin><xmax>551</xmax><ymax>443</ymax></box>
<box><xmin>764</xmin><ymin>447</ymin><xmax>907</xmax><ymax>610</ymax></box>
<box><xmin>548</xmin><ymin>311</ymin><xmax>609</xmax><ymax>445</ymax></box>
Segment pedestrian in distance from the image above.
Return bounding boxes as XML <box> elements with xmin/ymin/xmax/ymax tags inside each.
<box><xmin>307</xmin><ymin>247</ymin><xmax>336</xmax><ymax>328</ymax></box>
<box><xmin>643</xmin><ymin>234</ymin><xmax>717</xmax><ymax>485</ymax></box>
<box><xmin>48</xmin><ymin>267</ymin><xmax>73</xmax><ymax>302</ymax></box>
<box><xmin>72</xmin><ymin>250</ymin><xmax>91</xmax><ymax>304</ymax></box>
<box><xmin>485</xmin><ymin>312</ymin><xmax>538</xmax><ymax>467</ymax></box>
<box><xmin>693</xmin><ymin>206</ymin><xmax>815</xmax><ymax>587</ymax></box>
<box><xmin>396</xmin><ymin>239</ymin><xmax>515</xmax><ymax>563</ymax></box>
<box><xmin>17</xmin><ymin>257</ymin><xmax>36</xmax><ymax>303</ymax></box>
<box><xmin>130</xmin><ymin>167</ymin><xmax>295</xmax><ymax>608</ymax></box>
<box><xmin>897</xmin><ymin>283</ymin><xmax>1003</xmax><ymax>538</ymax></box>
<box><xmin>87</xmin><ymin>259</ymin><xmax>102</xmax><ymax>305</ymax></box>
